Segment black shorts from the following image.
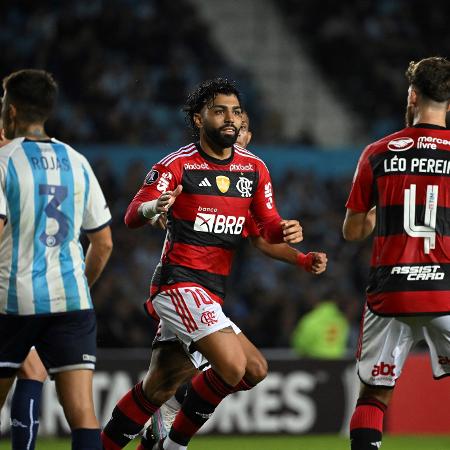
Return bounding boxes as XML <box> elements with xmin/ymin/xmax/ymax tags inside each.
<box><xmin>0</xmin><ymin>309</ymin><xmax>97</xmax><ymax>378</ymax></box>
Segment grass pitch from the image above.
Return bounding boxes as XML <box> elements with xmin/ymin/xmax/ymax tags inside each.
<box><xmin>1</xmin><ymin>435</ymin><xmax>450</xmax><ymax>450</ymax></box>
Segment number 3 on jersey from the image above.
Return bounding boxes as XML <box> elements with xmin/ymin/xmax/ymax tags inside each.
<box><xmin>39</xmin><ymin>183</ymin><xmax>69</xmax><ymax>247</ymax></box>
<box><xmin>404</xmin><ymin>184</ymin><xmax>438</xmax><ymax>254</ymax></box>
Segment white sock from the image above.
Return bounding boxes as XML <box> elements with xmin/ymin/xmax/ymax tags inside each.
<box><xmin>163</xmin><ymin>435</ymin><xmax>187</xmax><ymax>450</ymax></box>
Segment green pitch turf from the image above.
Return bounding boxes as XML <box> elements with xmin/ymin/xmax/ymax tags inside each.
<box><xmin>2</xmin><ymin>435</ymin><xmax>450</xmax><ymax>450</ymax></box>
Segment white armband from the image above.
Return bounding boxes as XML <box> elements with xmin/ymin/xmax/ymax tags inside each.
<box><xmin>139</xmin><ymin>200</ymin><xmax>159</xmax><ymax>219</ymax></box>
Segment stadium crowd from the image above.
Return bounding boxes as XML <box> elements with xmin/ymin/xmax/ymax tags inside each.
<box><xmin>90</xmin><ymin>157</ymin><xmax>369</xmax><ymax>352</ymax></box>
<box><xmin>1</xmin><ymin>0</ymin><xmax>262</xmax><ymax>146</ymax></box>
<box><xmin>278</xmin><ymin>0</ymin><xmax>450</xmax><ymax>139</ymax></box>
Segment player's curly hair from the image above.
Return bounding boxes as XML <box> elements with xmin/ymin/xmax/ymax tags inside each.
<box><xmin>183</xmin><ymin>78</ymin><xmax>242</xmax><ymax>138</ymax></box>
<box><xmin>405</xmin><ymin>57</ymin><xmax>450</xmax><ymax>103</ymax></box>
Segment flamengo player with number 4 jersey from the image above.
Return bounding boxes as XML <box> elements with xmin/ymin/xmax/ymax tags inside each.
<box><xmin>343</xmin><ymin>57</ymin><xmax>450</xmax><ymax>450</ymax></box>
<box><xmin>0</xmin><ymin>70</ymin><xmax>112</xmax><ymax>450</ymax></box>
<box><xmin>101</xmin><ymin>79</ymin><xmax>302</xmax><ymax>450</ymax></box>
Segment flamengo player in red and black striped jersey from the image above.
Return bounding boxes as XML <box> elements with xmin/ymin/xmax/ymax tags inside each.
<box><xmin>102</xmin><ymin>79</ymin><xmax>303</xmax><ymax>450</ymax></box>
<box><xmin>343</xmin><ymin>57</ymin><xmax>450</xmax><ymax>450</ymax></box>
<box><xmin>134</xmin><ymin>111</ymin><xmax>328</xmax><ymax>450</ymax></box>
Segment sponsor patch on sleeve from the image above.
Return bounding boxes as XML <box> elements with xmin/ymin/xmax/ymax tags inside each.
<box><xmin>144</xmin><ymin>169</ymin><xmax>159</xmax><ymax>185</ymax></box>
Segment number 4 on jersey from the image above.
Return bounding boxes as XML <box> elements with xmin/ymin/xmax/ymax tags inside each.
<box><xmin>404</xmin><ymin>184</ymin><xmax>438</xmax><ymax>254</ymax></box>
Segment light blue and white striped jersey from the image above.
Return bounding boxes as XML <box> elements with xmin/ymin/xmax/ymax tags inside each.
<box><xmin>0</xmin><ymin>137</ymin><xmax>112</xmax><ymax>315</ymax></box>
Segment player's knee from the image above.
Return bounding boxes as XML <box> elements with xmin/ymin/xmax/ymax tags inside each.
<box><xmin>245</xmin><ymin>354</ymin><xmax>268</xmax><ymax>384</ymax></box>
<box><xmin>142</xmin><ymin>370</ymin><xmax>180</xmax><ymax>405</ymax></box>
<box><xmin>218</xmin><ymin>357</ymin><xmax>247</xmax><ymax>386</ymax></box>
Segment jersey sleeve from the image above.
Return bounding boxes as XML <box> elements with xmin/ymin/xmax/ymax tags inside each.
<box><xmin>242</xmin><ymin>212</ymin><xmax>260</xmax><ymax>239</ymax></box>
<box><xmin>81</xmin><ymin>160</ymin><xmax>112</xmax><ymax>232</ymax></box>
<box><xmin>124</xmin><ymin>163</ymin><xmax>178</xmax><ymax>228</ymax></box>
<box><xmin>0</xmin><ymin>160</ymin><xmax>6</xmax><ymax>221</ymax></box>
<box><xmin>346</xmin><ymin>146</ymin><xmax>375</xmax><ymax>212</ymax></box>
<box><xmin>250</xmin><ymin>161</ymin><xmax>283</xmax><ymax>243</ymax></box>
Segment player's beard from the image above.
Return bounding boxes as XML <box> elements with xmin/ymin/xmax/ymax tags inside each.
<box><xmin>405</xmin><ymin>104</ymin><xmax>414</xmax><ymax>127</ymax></box>
<box><xmin>204</xmin><ymin>123</ymin><xmax>238</xmax><ymax>149</ymax></box>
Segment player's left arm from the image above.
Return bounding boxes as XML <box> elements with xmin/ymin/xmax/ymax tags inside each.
<box><xmin>250</xmin><ymin>236</ymin><xmax>327</xmax><ymax>274</ymax></box>
<box><xmin>343</xmin><ymin>145</ymin><xmax>375</xmax><ymax>241</ymax></box>
<box><xmin>343</xmin><ymin>207</ymin><xmax>376</xmax><ymax>241</ymax></box>
<box><xmin>250</xmin><ymin>162</ymin><xmax>302</xmax><ymax>244</ymax></box>
<box><xmin>84</xmin><ymin>225</ymin><xmax>113</xmax><ymax>288</ymax></box>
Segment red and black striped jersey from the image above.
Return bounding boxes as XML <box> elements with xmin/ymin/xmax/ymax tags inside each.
<box><xmin>346</xmin><ymin>124</ymin><xmax>450</xmax><ymax>315</ymax></box>
<box><xmin>125</xmin><ymin>143</ymin><xmax>282</xmax><ymax>302</ymax></box>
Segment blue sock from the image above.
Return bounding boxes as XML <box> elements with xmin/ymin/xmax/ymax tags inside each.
<box><xmin>10</xmin><ymin>379</ymin><xmax>43</xmax><ymax>450</ymax></box>
<box><xmin>72</xmin><ymin>428</ymin><xmax>102</xmax><ymax>450</ymax></box>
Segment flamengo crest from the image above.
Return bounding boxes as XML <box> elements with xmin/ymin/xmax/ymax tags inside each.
<box><xmin>236</xmin><ymin>177</ymin><xmax>253</xmax><ymax>197</ymax></box>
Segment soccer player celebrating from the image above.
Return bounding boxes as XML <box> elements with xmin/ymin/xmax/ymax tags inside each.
<box><xmin>137</xmin><ymin>110</ymin><xmax>327</xmax><ymax>449</ymax></box>
<box><xmin>343</xmin><ymin>57</ymin><xmax>450</xmax><ymax>450</ymax></box>
<box><xmin>101</xmin><ymin>78</ymin><xmax>303</xmax><ymax>450</ymax></box>
<box><xmin>0</xmin><ymin>69</ymin><xmax>113</xmax><ymax>450</ymax></box>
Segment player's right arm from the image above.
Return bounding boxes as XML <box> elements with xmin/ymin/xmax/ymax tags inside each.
<box><xmin>343</xmin><ymin>145</ymin><xmax>376</xmax><ymax>241</ymax></box>
<box><xmin>124</xmin><ymin>165</ymin><xmax>182</xmax><ymax>228</ymax></box>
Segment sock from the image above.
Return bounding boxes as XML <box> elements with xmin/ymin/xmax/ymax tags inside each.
<box><xmin>72</xmin><ymin>428</ymin><xmax>102</xmax><ymax>450</ymax></box>
<box><xmin>167</xmin><ymin>369</ymin><xmax>236</xmax><ymax>447</ymax></box>
<box><xmin>173</xmin><ymin>382</ymin><xmax>189</xmax><ymax>406</ymax></box>
<box><xmin>232</xmin><ymin>376</ymin><xmax>254</xmax><ymax>392</ymax></box>
<box><xmin>10</xmin><ymin>379</ymin><xmax>43</xmax><ymax>450</ymax></box>
<box><xmin>350</xmin><ymin>397</ymin><xmax>387</xmax><ymax>450</ymax></box>
<box><xmin>101</xmin><ymin>381</ymin><xmax>159</xmax><ymax>450</ymax></box>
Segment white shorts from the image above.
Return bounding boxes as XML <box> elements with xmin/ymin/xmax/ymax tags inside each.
<box><xmin>357</xmin><ymin>306</ymin><xmax>450</xmax><ymax>387</ymax></box>
<box><xmin>152</xmin><ymin>285</ymin><xmax>241</xmax><ymax>369</ymax></box>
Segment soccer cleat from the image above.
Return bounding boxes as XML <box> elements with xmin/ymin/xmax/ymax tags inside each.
<box><xmin>151</xmin><ymin>403</ymin><xmax>178</xmax><ymax>441</ymax></box>
<box><xmin>137</xmin><ymin>425</ymin><xmax>157</xmax><ymax>450</ymax></box>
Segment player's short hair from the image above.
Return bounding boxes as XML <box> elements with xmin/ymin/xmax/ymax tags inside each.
<box><xmin>183</xmin><ymin>78</ymin><xmax>242</xmax><ymax>138</ymax></box>
<box><xmin>405</xmin><ymin>57</ymin><xmax>450</xmax><ymax>103</ymax></box>
<box><xmin>2</xmin><ymin>69</ymin><xmax>58</xmax><ymax>123</ymax></box>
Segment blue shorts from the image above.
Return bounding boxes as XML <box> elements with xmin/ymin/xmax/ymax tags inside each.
<box><xmin>0</xmin><ymin>309</ymin><xmax>97</xmax><ymax>378</ymax></box>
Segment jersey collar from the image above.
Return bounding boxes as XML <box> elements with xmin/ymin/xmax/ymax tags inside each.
<box><xmin>195</xmin><ymin>142</ymin><xmax>235</xmax><ymax>166</ymax></box>
<box><xmin>413</xmin><ymin>123</ymin><xmax>447</xmax><ymax>130</ymax></box>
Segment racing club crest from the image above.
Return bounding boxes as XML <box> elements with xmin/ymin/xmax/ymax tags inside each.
<box><xmin>216</xmin><ymin>175</ymin><xmax>230</xmax><ymax>194</ymax></box>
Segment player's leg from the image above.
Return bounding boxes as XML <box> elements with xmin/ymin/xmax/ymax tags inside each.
<box><xmin>143</xmin><ymin>333</ymin><xmax>265</xmax><ymax>448</ymax></box>
<box><xmin>102</xmin><ymin>341</ymin><xmax>196</xmax><ymax>450</ymax></box>
<box><xmin>10</xmin><ymin>348</ymin><xmax>47</xmax><ymax>450</ymax></box>
<box><xmin>0</xmin><ymin>314</ymin><xmax>37</xmax><ymax>439</ymax></box>
<box><xmin>38</xmin><ymin>310</ymin><xmax>102</xmax><ymax>450</ymax></box>
<box><xmin>163</xmin><ymin>327</ymin><xmax>248</xmax><ymax>450</ymax></box>
<box><xmin>349</xmin><ymin>308</ymin><xmax>414</xmax><ymax>450</ymax></box>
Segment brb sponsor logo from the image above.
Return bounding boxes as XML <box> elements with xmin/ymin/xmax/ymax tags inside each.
<box><xmin>387</xmin><ymin>137</ymin><xmax>414</xmax><ymax>151</ymax></box>
<box><xmin>372</xmin><ymin>362</ymin><xmax>396</xmax><ymax>377</ymax></box>
<box><xmin>194</xmin><ymin>206</ymin><xmax>245</xmax><ymax>234</ymax></box>
<box><xmin>391</xmin><ymin>265</ymin><xmax>445</xmax><ymax>281</ymax></box>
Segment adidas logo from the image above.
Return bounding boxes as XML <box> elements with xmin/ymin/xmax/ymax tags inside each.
<box><xmin>199</xmin><ymin>178</ymin><xmax>211</xmax><ymax>187</ymax></box>
<box><xmin>370</xmin><ymin>442</ymin><xmax>381</xmax><ymax>448</ymax></box>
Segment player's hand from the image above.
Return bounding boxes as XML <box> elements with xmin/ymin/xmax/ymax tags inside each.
<box><xmin>309</xmin><ymin>252</ymin><xmax>327</xmax><ymax>275</ymax></box>
<box><xmin>156</xmin><ymin>185</ymin><xmax>183</xmax><ymax>212</ymax></box>
<box><xmin>150</xmin><ymin>213</ymin><xmax>168</xmax><ymax>230</ymax></box>
<box><xmin>281</xmin><ymin>219</ymin><xmax>303</xmax><ymax>244</ymax></box>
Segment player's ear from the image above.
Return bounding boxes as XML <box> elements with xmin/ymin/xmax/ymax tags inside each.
<box><xmin>246</xmin><ymin>131</ymin><xmax>253</xmax><ymax>146</ymax></box>
<box><xmin>408</xmin><ymin>87</ymin><xmax>418</xmax><ymax>107</ymax></box>
<box><xmin>193</xmin><ymin>112</ymin><xmax>202</xmax><ymax>129</ymax></box>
